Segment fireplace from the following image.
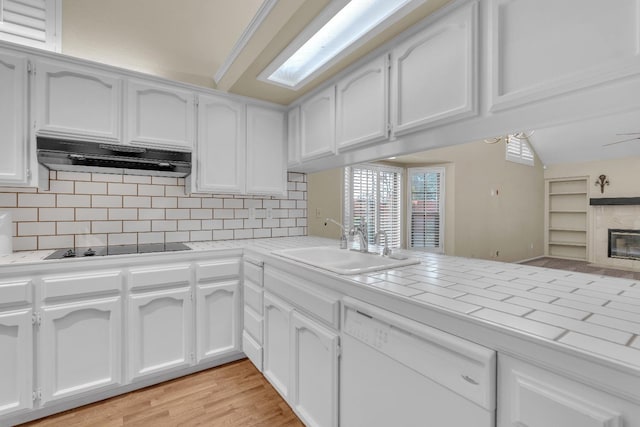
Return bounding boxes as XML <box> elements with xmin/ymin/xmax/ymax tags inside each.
<box><xmin>608</xmin><ymin>229</ymin><xmax>640</xmax><ymax>260</ymax></box>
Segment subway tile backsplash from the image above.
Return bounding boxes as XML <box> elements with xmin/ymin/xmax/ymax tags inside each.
<box><xmin>0</xmin><ymin>171</ymin><xmax>307</xmax><ymax>251</ymax></box>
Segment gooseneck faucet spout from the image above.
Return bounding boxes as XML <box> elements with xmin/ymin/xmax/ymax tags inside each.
<box><xmin>324</xmin><ymin>218</ymin><xmax>348</xmax><ymax>249</ymax></box>
<box><xmin>349</xmin><ymin>218</ymin><xmax>369</xmax><ymax>253</ymax></box>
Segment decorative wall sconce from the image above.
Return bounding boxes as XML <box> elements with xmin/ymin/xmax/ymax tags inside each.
<box><xmin>595</xmin><ymin>174</ymin><xmax>610</xmax><ymax>193</ymax></box>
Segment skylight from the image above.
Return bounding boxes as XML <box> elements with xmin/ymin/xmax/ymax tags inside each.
<box><xmin>263</xmin><ymin>0</ymin><xmax>416</xmax><ymax>89</ymax></box>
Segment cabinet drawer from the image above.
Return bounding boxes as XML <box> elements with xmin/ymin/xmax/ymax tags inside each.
<box><xmin>196</xmin><ymin>259</ymin><xmax>241</xmax><ymax>283</ymax></box>
<box><xmin>41</xmin><ymin>271</ymin><xmax>121</xmax><ymax>302</ymax></box>
<box><xmin>0</xmin><ymin>280</ymin><xmax>31</xmax><ymax>306</ymax></box>
<box><xmin>244</xmin><ymin>280</ymin><xmax>263</xmax><ymax>314</ymax></box>
<box><xmin>244</xmin><ymin>306</ymin><xmax>263</xmax><ymax>344</ymax></box>
<box><xmin>264</xmin><ymin>266</ymin><xmax>340</xmax><ymax>329</ymax></box>
<box><xmin>243</xmin><ymin>330</ymin><xmax>262</xmax><ymax>372</ymax></box>
<box><xmin>244</xmin><ymin>261</ymin><xmax>263</xmax><ymax>287</ymax></box>
<box><xmin>128</xmin><ymin>264</ymin><xmax>190</xmax><ymax>291</ymax></box>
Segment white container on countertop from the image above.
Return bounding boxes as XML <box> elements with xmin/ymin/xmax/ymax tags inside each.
<box><xmin>0</xmin><ymin>211</ymin><xmax>13</xmax><ymax>255</ymax></box>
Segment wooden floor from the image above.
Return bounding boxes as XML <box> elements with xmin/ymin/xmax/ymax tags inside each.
<box><xmin>521</xmin><ymin>257</ymin><xmax>640</xmax><ymax>280</ymax></box>
<box><xmin>19</xmin><ymin>359</ymin><xmax>303</xmax><ymax>427</ymax></box>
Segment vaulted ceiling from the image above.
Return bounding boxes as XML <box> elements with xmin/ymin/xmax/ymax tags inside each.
<box><xmin>61</xmin><ymin>0</ymin><xmax>451</xmax><ymax>105</ymax></box>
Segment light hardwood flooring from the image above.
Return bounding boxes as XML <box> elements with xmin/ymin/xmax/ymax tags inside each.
<box><xmin>19</xmin><ymin>359</ymin><xmax>303</xmax><ymax>427</ymax></box>
<box><xmin>521</xmin><ymin>257</ymin><xmax>640</xmax><ymax>280</ymax></box>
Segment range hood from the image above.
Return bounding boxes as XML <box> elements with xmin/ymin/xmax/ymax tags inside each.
<box><xmin>37</xmin><ymin>138</ymin><xmax>191</xmax><ymax>178</ymax></box>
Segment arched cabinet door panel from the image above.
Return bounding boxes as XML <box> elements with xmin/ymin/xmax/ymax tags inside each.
<box><xmin>195</xmin><ymin>280</ymin><xmax>240</xmax><ymax>363</ymax></box>
<box><xmin>0</xmin><ymin>308</ymin><xmax>33</xmax><ymax>416</ymax></box>
<box><xmin>34</xmin><ymin>59</ymin><xmax>123</xmax><ymax>143</ymax></box>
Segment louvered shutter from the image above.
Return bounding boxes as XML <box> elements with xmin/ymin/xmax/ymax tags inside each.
<box><xmin>0</xmin><ymin>0</ymin><xmax>60</xmax><ymax>51</ymax></box>
<box><xmin>409</xmin><ymin>167</ymin><xmax>444</xmax><ymax>252</ymax></box>
<box><xmin>344</xmin><ymin>164</ymin><xmax>402</xmax><ymax>249</ymax></box>
<box><xmin>505</xmin><ymin>134</ymin><xmax>535</xmax><ymax>166</ymax></box>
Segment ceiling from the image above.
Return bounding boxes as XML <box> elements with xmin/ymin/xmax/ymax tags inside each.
<box><xmin>61</xmin><ymin>0</ymin><xmax>451</xmax><ymax>105</ymax></box>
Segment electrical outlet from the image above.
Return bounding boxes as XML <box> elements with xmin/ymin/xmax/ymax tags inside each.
<box><xmin>267</xmin><ymin>207</ymin><xmax>273</xmax><ymax>220</ymax></box>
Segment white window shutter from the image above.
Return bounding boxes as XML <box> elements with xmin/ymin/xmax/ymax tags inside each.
<box><xmin>409</xmin><ymin>168</ymin><xmax>444</xmax><ymax>252</ymax></box>
<box><xmin>344</xmin><ymin>164</ymin><xmax>402</xmax><ymax>249</ymax></box>
<box><xmin>505</xmin><ymin>134</ymin><xmax>535</xmax><ymax>166</ymax></box>
<box><xmin>0</xmin><ymin>0</ymin><xmax>61</xmax><ymax>51</ymax></box>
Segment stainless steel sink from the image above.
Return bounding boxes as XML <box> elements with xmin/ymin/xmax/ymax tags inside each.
<box><xmin>273</xmin><ymin>246</ymin><xmax>420</xmax><ymax>275</ymax></box>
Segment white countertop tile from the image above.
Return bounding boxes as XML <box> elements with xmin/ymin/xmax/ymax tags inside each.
<box><xmin>448</xmin><ymin>284</ymin><xmax>512</xmax><ymax>301</ymax></box>
<box><xmin>586</xmin><ymin>314</ymin><xmax>640</xmax><ymax>335</ymax></box>
<box><xmin>554</xmin><ymin>298</ymin><xmax>640</xmax><ymax>324</ymax></box>
<box><xmin>413</xmin><ymin>292</ymin><xmax>482</xmax><ymax>314</ymax></box>
<box><xmin>472</xmin><ymin>308</ymin><xmax>566</xmax><ymax>340</ymax></box>
<box><xmin>408</xmin><ymin>282</ymin><xmax>466</xmax><ymax>298</ymax></box>
<box><xmin>508</xmin><ymin>296</ymin><xmax>590</xmax><ymax>320</ymax></box>
<box><xmin>369</xmin><ymin>281</ymin><xmax>424</xmax><ymax>297</ymax></box>
<box><xmin>526</xmin><ymin>311</ymin><xmax>632</xmax><ymax>345</ymax></box>
<box><xmin>456</xmin><ymin>294</ymin><xmax>533</xmax><ymax>317</ymax></box>
<box><xmin>488</xmin><ymin>285</ymin><xmax>558</xmax><ymax>303</ymax></box>
<box><xmin>559</xmin><ymin>332</ymin><xmax>640</xmax><ymax>367</ymax></box>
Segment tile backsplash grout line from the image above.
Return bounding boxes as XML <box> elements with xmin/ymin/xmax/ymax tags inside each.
<box><xmin>0</xmin><ymin>171</ymin><xmax>307</xmax><ymax>251</ymax></box>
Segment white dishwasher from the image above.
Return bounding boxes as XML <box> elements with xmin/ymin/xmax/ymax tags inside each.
<box><xmin>341</xmin><ymin>297</ymin><xmax>496</xmax><ymax>427</ymax></box>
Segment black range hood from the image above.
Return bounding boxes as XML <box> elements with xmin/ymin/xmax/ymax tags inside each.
<box><xmin>37</xmin><ymin>137</ymin><xmax>191</xmax><ymax>178</ymax></box>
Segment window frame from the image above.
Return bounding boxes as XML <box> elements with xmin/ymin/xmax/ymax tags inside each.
<box><xmin>406</xmin><ymin>166</ymin><xmax>445</xmax><ymax>253</ymax></box>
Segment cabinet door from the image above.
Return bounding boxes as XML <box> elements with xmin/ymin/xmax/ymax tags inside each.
<box><xmin>128</xmin><ymin>287</ymin><xmax>192</xmax><ymax>381</ymax></box>
<box><xmin>291</xmin><ymin>311</ymin><xmax>339</xmax><ymax>427</ymax></box>
<box><xmin>0</xmin><ymin>309</ymin><xmax>32</xmax><ymax>416</ymax></box>
<box><xmin>300</xmin><ymin>86</ymin><xmax>335</xmax><ymax>161</ymax></box>
<box><xmin>127</xmin><ymin>80</ymin><xmax>195</xmax><ymax>150</ymax></box>
<box><xmin>497</xmin><ymin>355</ymin><xmax>635</xmax><ymax>427</ymax></box>
<box><xmin>287</xmin><ymin>106</ymin><xmax>300</xmax><ymax>167</ymax></box>
<box><xmin>196</xmin><ymin>281</ymin><xmax>240</xmax><ymax>363</ymax></box>
<box><xmin>196</xmin><ymin>94</ymin><xmax>245</xmax><ymax>193</ymax></box>
<box><xmin>246</xmin><ymin>105</ymin><xmax>286</xmax><ymax>196</ymax></box>
<box><xmin>336</xmin><ymin>55</ymin><xmax>388</xmax><ymax>150</ymax></box>
<box><xmin>39</xmin><ymin>297</ymin><xmax>122</xmax><ymax>405</ymax></box>
<box><xmin>263</xmin><ymin>292</ymin><xmax>293</xmax><ymax>399</ymax></box>
<box><xmin>391</xmin><ymin>2</ymin><xmax>477</xmax><ymax>136</ymax></box>
<box><xmin>34</xmin><ymin>59</ymin><xmax>122</xmax><ymax>143</ymax></box>
<box><xmin>0</xmin><ymin>51</ymin><xmax>29</xmax><ymax>186</ymax></box>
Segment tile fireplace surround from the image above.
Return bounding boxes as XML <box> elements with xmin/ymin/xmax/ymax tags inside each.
<box><xmin>592</xmin><ymin>204</ymin><xmax>640</xmax><ymax>270</ymax></box>
<box><xmin>0</xmin><ymin>171</ymin><xmax>307</xmax><ymax>251</ymax></box>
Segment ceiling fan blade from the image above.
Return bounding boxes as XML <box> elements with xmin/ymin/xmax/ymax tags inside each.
<box><xmin>603</xmin><ymin>137</ymin><xmax>640</xmax><ymax>147</ymax></box>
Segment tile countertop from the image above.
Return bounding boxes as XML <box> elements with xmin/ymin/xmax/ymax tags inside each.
<box><xmin>2</xmin><ymin>236</ymin><xmax>640</xmax><ymax>373</ymax></box>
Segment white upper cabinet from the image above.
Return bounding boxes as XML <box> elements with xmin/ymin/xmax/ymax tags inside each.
<box><xmin>246</xmin><ymin>105</ymin><xmax>287</xmax><ymax>196</ymax></box>
<box><xmin>391</xmin><ymin>2</ymin><xmax>477</xmax><ymax>136</ymax></box>
<box><xmin>287</xmin><ymin>106</ymin><xmax>301</xmax><ymax>168</ymax></box>
<box><xmin>300</xmin><ymin>86</ymin><xmax>336</xmax><ymax>161</ymax></box>
<box><xmin>34</xmin><ymin>59</ymin><xmax>123</xmax><ymax>143</ymax></box>
<box><xmin>336</xmin><ymin>55</ymin><xmax>389</xmax><ymax>151</ymax></box>
<box><xmin>196</xmin><ymin>94</ymin><xmax>246</xmax><ymax>194</ymax></box>
<box><xmin>127</xmin><ymin>79</ymin><xmax>195</xmax><ymax>150</ymax></box>
<box><xmin>489</xmin><ymin>0</ymin><xmax>640</xmax><ymax>111</ymax></box>
<box><xmin>0</xmin><ymin>50</ymin><xmax>29</xmax><ymax>186</ymax></box>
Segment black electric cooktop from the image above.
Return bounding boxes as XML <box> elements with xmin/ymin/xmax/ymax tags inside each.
<box><xmin>44</xmin><ymin>242</ymin><xmax>192</xmax><ymax>260</ymax></box>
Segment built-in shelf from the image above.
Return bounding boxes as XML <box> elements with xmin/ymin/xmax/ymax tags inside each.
<box><xmin>546</xmin><ymin>177</ymin><xmax>589</xmax><ymax>261</ymax></box>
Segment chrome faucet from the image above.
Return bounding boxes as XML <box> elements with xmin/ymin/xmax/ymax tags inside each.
<box><xmin>349</xmin><ymin>218</ymin><xmax>369</xmax><ymax>253</ymax></box>
<box><xmin>324</xmin><ymin>218</ymin><xmax>348</xmax><ymax>249</ymax></box>
<box><xmin>374</xmin><ymin>230</ymin><xmax>392</xmax><ymax>257</ymax></box>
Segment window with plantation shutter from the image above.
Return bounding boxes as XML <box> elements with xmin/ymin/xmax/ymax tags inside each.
<box><xmin>408</xmin><ymin>167</ymin><xmax>444</xmax><ymax>252</ymax></box>
<box><xmin>505</xmin><ymin>134</ymin><xmax>535</xmax><ymax>166</ymax></box>
<box><xmin>344</xmin><ymin>164</ymin><xmax>402</xmax><ymax>249</ymax></box>
<box><xmin>0</xmin><ymin>0</ymin><xmax>61</xmax><ymax>51</ymax></box>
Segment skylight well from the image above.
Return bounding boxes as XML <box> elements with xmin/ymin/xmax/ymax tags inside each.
<box><xmin>262</xmin><ymin>0</ymin><xmax>420</xmax><ymax>89</ymax></box>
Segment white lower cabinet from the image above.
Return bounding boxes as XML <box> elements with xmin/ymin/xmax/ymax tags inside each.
<box><xmin>196</xmin><ymin>281</ymin><xmax>240</xmax><ymax>362</ymax></box>
<box><xmin>0</xmin><ymin>308</ymin><xmax>33</xmax><ymax>416</ymax></box>
<box><xmin>242</xmin><ymin>258</ymin><xmax>265</xmax><ymax>372</ymax></box>
<box><xmin>263</xmin><ymin>291</ymin><xmax>293</xmax><ymax>399</ymax></box>
<box><xmin>39</xmin><ymin>297</ymin><xmax>122</xmax><ymax>405</ymax></box>
<box><xmin>291</xmin><ymin>311</ymin><xmax>339</xmax><ymax>427</ymax></box>
<box><xmin>498</xmin><ymin>354</ymin><xmax>640</xmax><ymax>427</ymax></box>
<box><xmin>128</xmin><ymin>286</ymin><xmax>193</xmax><ymax>381</ymax></box>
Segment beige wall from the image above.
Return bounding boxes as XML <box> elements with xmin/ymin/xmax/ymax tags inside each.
<box><xmin>544</xmin><ymin>156</ymin><xmax>640</xmax><ymax>198</ymax></box>
<box><xmin>307</xmin><ymin>140</ymin><xmax>545</xmax><ymax>262</ymax></box>
<box><xmin>307</xmin><ymin>169</ymin><xmax>343</xmax><ymax>239</ymax></box>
